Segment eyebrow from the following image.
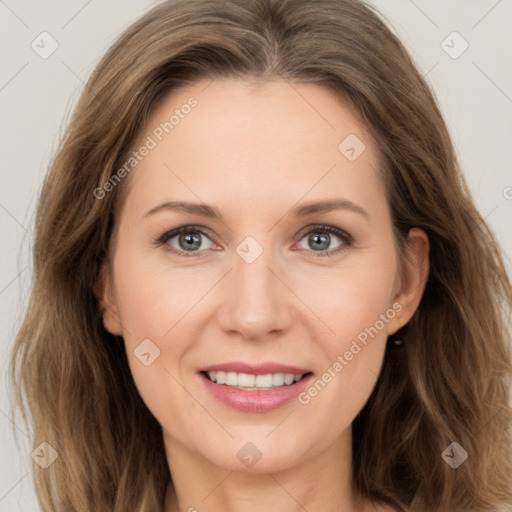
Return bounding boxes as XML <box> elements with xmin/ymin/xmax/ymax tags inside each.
<box><xmin>143</xmin><ymin>198</ymin><xmax>369</xmax><ymax>220</ymax></box>
<box><xmin>144</xmin><ymin>201</ymin><xmax>223</xmax><ymax>219</ymax></box>
<box><xmin>291</xmin><ymin>198</ymin><xmax>369</xmax><ymax>219</ymax></box>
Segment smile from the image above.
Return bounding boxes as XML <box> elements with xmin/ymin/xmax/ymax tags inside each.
<box><xmin>204</xmin><ymin>370</ymin><xmax>309</xmax><ymax>390</ymax></box>
<box><xmin>198</xmin><ymin>363</ymin><xmax>314</xmax><ymax>412</ymax></box>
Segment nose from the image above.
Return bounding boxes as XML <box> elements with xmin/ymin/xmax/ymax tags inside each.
<box><xmin>216</xmin><ymin>248</ymin><xmax>295</xmax><ymax>342</ymax></box>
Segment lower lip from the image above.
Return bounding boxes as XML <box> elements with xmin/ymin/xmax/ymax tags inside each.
<box><xmin>199</xmin><ymin>372</ymin><xmax>314</xmax><ymax>413</ymax></box>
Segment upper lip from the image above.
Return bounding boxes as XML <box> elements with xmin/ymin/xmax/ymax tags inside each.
<box><xmin>199</xmin><ymin>361</ymin><xmax>312</xmax><ymax>375</ymax></box>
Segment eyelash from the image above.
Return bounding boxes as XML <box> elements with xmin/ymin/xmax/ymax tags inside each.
<box><xmin>155</xmin><ymin>224</ymin><xmax>353</xmax><ymax>258</ymax></box>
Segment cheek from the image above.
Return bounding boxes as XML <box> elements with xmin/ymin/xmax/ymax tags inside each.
<box><xmin>292</xmin><ymin>256</ymin><xmax>396</xmax><ymax>412</ymax></box>
<box><xmin>115</xmin><ymin>250</ymin><xmax>207</xmax><ymax>340</ymax></box>
<box><xmin>111</xmin><ymin>252</ymin><xmax>206</xmax><ymax>415</ymax></box>
<box><xmin>331</xmin><ymin>281</ymin><xmax>396</xmax><ymax>349</ymax></box>
<box><xmin>293</xmin><ymin>253</ymin><xmax>398</xmax><ymax>343</ymax></box>
<box><xmin>295</xmin><ymin>275</ymin><xmax>393</xmax><ymax>435</ymax></box>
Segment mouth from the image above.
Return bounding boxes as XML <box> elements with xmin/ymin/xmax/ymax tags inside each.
<box><xmin>197</xmin><ymin>362</ymin><xmax>314</xmax><ymax>412</ymax></box>
<box><xmin>201</xmin><ymin>370</ymin><xmax>312</xmax><ymax>390</ymax></box>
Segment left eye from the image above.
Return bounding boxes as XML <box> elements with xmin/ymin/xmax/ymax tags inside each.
<box><xmin>157</xmin><ymin>224</ymin><xmax>351</xmax><ymax>257</ymax></box>
<box><xmin>160</xmin><ymin>228</ymin><xmax>214</xmax><ymax>253</ymax></box>
<box><xmin>296</xmin><ymin>226</ymin><xmax>348</xmax><ymax>253</ymax></box>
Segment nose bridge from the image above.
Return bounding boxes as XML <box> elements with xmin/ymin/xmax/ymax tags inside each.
<box><xmin>235</xmin><ymin>251</ymin><xmax>276</xmax><ymax>300</ymax></box>
<box><xmin>217</xmin><ymin>238</ymin><xmax>293</xmax><ymax>339</ymax></box>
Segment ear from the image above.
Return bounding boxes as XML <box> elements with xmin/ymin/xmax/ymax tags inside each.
<box><xmin>94</xmin><ymin>260</ymin><xmax>124</xmax><ymax>336</ymax></box>
<box><xmin>387</xmin><ymin>227</ymin><xmax>430</xmax><ymax>335</ymax></box>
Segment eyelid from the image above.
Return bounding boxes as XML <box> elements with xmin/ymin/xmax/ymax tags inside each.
<box><xmin>157</xmin><ymin>224</ymin><xmax>216</xmax><ymax>244</ymax></box>
<box><xmin>292</xmin><ymin>223</ymin><xmax>353</xmax><ymax>256</ymax></box>
<box><xmin>156</xmin><ymin>224</ymin><xmax>220</xmax><ymax>257</ymax></box>
<box><xmin>156</xmin><ymin>223</ymin><xmax>353</xmax><ymax>258</ymax></box>
<box><xmin>294</xmin><ymin>223</ymin><xmax>352</xmax><ymax>242</ymax></box>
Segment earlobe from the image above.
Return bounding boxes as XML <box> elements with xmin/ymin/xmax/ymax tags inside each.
<box><xmin>387</xmin><ymin>228</ymin><xmax>430</xmax><ymax>335</ymax></box>
<box><xmin>94</xmin><ymin>260</ymin><xmax>124</xmax><ymax>336</ymax></box>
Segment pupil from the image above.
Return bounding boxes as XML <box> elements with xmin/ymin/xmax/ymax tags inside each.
<box><xmin>309</xmin><ymin>232</ymin><xmax>330</xmax><ymax>251</ymax></box>
<box><xmin>177</xmin><ymin>231</ymin><xmax>332</xmax><ymax>252</ymax></box>
<box><xmin>179</xmin><ymin>232</ymin><xmax>201</xmax><ymax>251</ymax></box>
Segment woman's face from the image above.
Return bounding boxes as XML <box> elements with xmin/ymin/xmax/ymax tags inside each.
<box><xmin>97</xmin><ymin>78</ymin><xmax>428</xmax><ymax>473</ymax></box>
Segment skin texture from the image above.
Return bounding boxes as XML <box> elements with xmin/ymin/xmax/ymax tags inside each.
<box><xmin>96</xmin><ymin>78</ymin><xmax>429</xmax><ymax>512</ymax></box>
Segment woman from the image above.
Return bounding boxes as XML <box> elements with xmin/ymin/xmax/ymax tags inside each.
<box><xmin>10</xmin><ymin>0</ymin><xmax>512</xmax><ymax>511</ymax></box>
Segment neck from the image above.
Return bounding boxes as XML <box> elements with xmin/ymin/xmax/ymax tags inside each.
<box><xmin>162</xmin><ymin>428</ymin><xmax>373</xmax><ymax>512</ymax></box>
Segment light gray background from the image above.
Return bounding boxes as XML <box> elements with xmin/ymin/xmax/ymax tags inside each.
<box><xmin>1</xmin><ymin>1</ymin><xmax>511</xmax><ymax>510</ymax></box>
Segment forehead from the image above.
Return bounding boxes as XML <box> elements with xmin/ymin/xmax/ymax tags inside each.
<box><xmin>121</xmin><ymin>78</ymin><xmax>385</xmax><ymax>220</ymax></box>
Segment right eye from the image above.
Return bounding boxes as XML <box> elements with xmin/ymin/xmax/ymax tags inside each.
<box><xmin>156</xmin><ymin>226</ymin><xmax>217</xmax><ymax>257</ymax></box>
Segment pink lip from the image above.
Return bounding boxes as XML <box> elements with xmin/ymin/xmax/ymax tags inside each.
<box><xmin>198</xmin><ymin>361</ymin><xmax>311</xmax><ymax>375</ymax></box>
<box><xmin>198</xmin><ymin>367</ymin><xmax>314</xmax><ymax>413</ymax></box>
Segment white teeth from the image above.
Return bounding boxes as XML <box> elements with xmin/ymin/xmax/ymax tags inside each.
<box><xmin>284</xmin><ymin>374</ymin><xmax>295</xmax><ymax>385</ymax></box>
<box><xmin>225</xmin><ymin>372</ymin><xmax>238</xmax><ymax>386</ymax></box>
<box><xmin>255</xmin><ymin>374</ymin><xmax>273</xmax><ymax>387</ymax></box>
<box><xmin>272</xmin><ymin>373</ymin><xmax>285</xmax><ymax>386</ymax></box>
<box><xmin>238</xmin><ymin>373</ymin><xmax>255</xmax><ymax>387</ymax></box>
<box><xmin>205</xmin><ymin>371</ymin><xmax>306</xmax><ymax>389</ymax></box>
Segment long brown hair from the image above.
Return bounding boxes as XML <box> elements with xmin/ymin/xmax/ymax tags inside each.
<box><xmin>10</xmin><ymin>0</ymin><xmax>512</xmax><ymax>510</ymax></box>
